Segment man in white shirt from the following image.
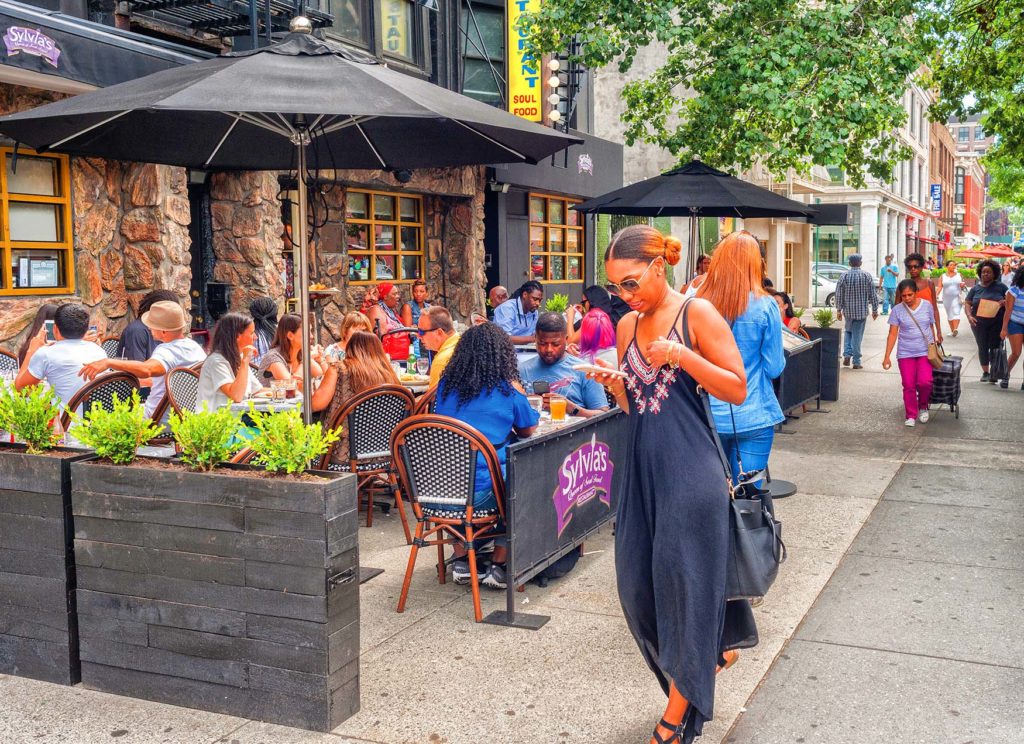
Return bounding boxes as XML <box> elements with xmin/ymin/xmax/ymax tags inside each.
<box><xmin>16</xmin><ymin>303</ymin><xmax>106</xmax><ymax>412</ymax></box>
<box><xmin>80</xmin><ymin>301</ymin><xmax>206</xmax><ymax>424</ymax></box>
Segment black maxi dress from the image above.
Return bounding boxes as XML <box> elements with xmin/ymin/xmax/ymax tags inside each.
<box><xmin>616</xmin><ymin>305</ymin><xmax>758</xmax><ymax>743</ymax></box>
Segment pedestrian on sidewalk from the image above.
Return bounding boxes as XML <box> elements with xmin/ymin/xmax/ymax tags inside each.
<box><xmin>939</xmin><ymin>260</ymin><xmax>965</xmax><ymax>337</ymax></box>
<box><xmin>879</xmin><ymin>254</ymin><xmax>899</xmax><ymax>314</ymax></box>
<box><xmin>964</xmin><ymin>259</ymin><xmax>1008</xmax><ymax>383</ymax></box>
<box><xmin>999</xmin><ymin>266</ymin><xmax>1024</xmax><ymax>389</ymax></box>
<box><xmin>905</xmin><ymin>253</ymin><xmax>943</xmax><ymax>344</ymax></box>
<box><xmin>883</xmin><ymin>279</ymin><xmax>940</xmax><ymax>427</ymax></box>
<box><xmin>589</xmin><ymin>225</ymin><xmax>756</xmax><ymax>744</ymax></box>
<box><xmin>835</xmin><ymin>253</ymin><xmax>878</xmax><ymax>369</ymax></box>
<box><xmin>699</xmin><ymin>232</ymin><xmax>786</xmax><ymax>485</ymax></box>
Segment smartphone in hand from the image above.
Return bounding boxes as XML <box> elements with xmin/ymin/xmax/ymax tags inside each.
<box><xmin>44</xmin><ymin>320</ymin><xmax>56</xmax><ymax>342</ymax></box>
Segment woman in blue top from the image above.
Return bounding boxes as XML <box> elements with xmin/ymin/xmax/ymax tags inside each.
<box><xmin>433</xmin><ymin>322</ymin><xmax>539</xmax><ymax>589</ymax></box>
<box><xmin>698</xmin><ymin>231</ymin><xmax>785</xmax><ymax>483</ymax></box>
<box><xmin>1000</xmin><ymin>266</ymin><xmax>1024</xmax><ymax>389</ymax></box>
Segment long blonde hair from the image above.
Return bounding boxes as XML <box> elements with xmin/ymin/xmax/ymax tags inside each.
<box><xmin>340</xmin><ymin>311</ymin><xmax>373</xmax><ymax>345</ymax></box>
<box><xmin>343</xmin><ymin>331</ymin><xmax>399</xmax><ymax>393</ymax></box>
<box><xmin>697</xmin><ymin>231</ymin><xmax>766</xmax><ymax>322</ymax></box>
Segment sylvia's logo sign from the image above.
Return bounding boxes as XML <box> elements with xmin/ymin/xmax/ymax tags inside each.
<box><xmin>552</xmin><ymin>434</ymin><xmax>613</xmax><ymax>536</ymax></box>
<box><xmin>577</xmin><ymin>153</ymin><xmax>594</xmax><ymax>176</ymax></box>
<box><xmin>3</xmin><ymin>27</ymin><xmax>61</xmax><ymax>68</ymax></box>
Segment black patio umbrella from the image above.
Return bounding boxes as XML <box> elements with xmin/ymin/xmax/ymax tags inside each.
<box><xmin>0</xmin><ymin>17</ymin><xmax>580</xmax><ymax>421</ymax></box>
<box><xmin>574</xmin><ymin>160</ymin><xmax>816</xmax><ymax>280</ymax></box>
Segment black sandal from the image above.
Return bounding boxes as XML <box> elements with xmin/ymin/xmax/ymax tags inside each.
<box><xmin>652</xmin><ymin>718</ymin><xmax>683</xmax><ymax>744</ymax></box>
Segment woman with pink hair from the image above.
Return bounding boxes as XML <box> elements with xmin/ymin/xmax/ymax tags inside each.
<box><xmin>579</xmin><ymin>308</ymin><xmax>617</xmax><ymax>365</ymax></box>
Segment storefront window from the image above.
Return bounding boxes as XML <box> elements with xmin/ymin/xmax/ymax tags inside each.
<box><xmin>380</xmin><ymin>0</ymin><xmax>414</xmax><ymax>61</ymax></box>
<box><xmin>325</xmin><ymin>0</ymin><xmax>371</xmax><ymax>46</ymax></box>
<box><xmin>1</xmin><ymin>149</ymin><xmax>73</xmax><ymax>296</ymax></box>
<box><xmin>460</xmin><ymin>0</ymin><xmax>505</xmax><ymax>107</ymax></box>
<box><xmin>529</xmin><ymin>193</ymin><xmax>584</xmax><ymax>283</ymax></box>
<box><xmin>345</xmin><ymin>188</ymin><xmax>423</xmax><ymax>283</ymax></box>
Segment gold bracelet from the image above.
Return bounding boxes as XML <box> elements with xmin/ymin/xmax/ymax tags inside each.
<box><xmin>674</xmin><ymin>342</ymin><xmax>684</xmax><ymax>369</ymax></box>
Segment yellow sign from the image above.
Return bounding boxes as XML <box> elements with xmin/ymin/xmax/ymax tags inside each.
<box><xmin>507</xmin><ymin>0</ymin><xmax>542</xmax><ymax>122</ymax></box>
<box><xmin>382</xmin><ymin>0</ymin><xmax>411</xmax><ymax>60</ymax></box>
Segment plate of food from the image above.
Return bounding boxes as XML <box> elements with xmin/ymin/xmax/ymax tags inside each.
<box><xmin>399</xmin><ymin>373</ymin><xmax>430</xmax><ymax>385</ymax></box>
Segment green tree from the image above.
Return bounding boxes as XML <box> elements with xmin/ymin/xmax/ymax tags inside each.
<box><xmin>524</xmin><ymin>0</ymin><xmax>927</xmax><ymax>188</ymax></box>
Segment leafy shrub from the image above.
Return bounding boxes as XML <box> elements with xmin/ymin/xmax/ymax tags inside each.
<box><xmin>812</xmin><ymin>308</ymin><xmax>837</xmax><ymax>328</ymax></box>
<box><xmin>169</xmin><ymin>406</ymin><xmax>242</xmax><ymax>472</ymax></box>
<box><xmin>70</xmin><ymin>391</ymin><xmax>161</xmax><ymax>465</ymax></box>
<box><xmin>960</xmin><ymin>268</ymin><xmax>977</xmax><ymax>280</ymax></box>
<box><xmin>0</xmin><ymin>384</ymin><xmax>63</xmax><ymax>454</ymax></box>
<box><xmin>545</xmin><ymin>293</ymin><xmax>569</xmax><ymax>313</ymax></box>
<box><xmin>245</xmin><ymin>406</ymin><xmax>341</xmax><ymax>475</ymax></box>
<box><xmin>791</xmin><ymin>306</ymin><xmax>806</xmax><ymax>319</ymax></box>
<box><xmin>930</xmin><ymin>266</ymin><xmax>977</xmax><ymax>280</ymax></box>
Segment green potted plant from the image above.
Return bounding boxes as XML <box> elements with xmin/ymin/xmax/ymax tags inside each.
<box><xmin>70</xmin><ymin>403</ymin><xmax>360</xmax><ymax>732</ymax></box>
<box><xmin>0</xmin><ymin>383</ymin><xmax>90</xmax><ymax>685</ymax></box>
<box><xmin>805</xmin><ymin>309</ymin><xmax>842</xmax><ymax>401</ymax></box>
<box><xmin>791</xmin><ymin>306</ymin><xmax>806</xmax><ymax>320</ymax></box>
<box><xmin>545</xmin><ymin>293</ymin><xmax>570</xmax><ymax>313</ymax></box>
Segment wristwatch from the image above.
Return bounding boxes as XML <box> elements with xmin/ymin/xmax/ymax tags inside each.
<box><xmin>568</xmin><ymin>402</ymin><xmax>580</xmax><ymax>416</ymax></box>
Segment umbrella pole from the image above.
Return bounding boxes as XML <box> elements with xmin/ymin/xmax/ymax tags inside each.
<box><xmin>689</xmin><ymin>212</ymin><xmax>699</xmax><ymax>286</ymax></box>
<box><xmin>295</xmin><ymin>132</ymin><xmax>314</xmax><ymax>425</ymax></box>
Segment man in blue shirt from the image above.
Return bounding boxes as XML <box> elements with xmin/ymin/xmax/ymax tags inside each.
<box><xmin>493</xmin><ymin>280</ymin><xmax>544</xmax><ymax>343</ymax></box>
<box><xmin>879</xmin><ymin>254</ymin><xmax>900</xmax><ymax>315</ymax></box>
<box><xmin>518</xmin><ymin>312</ymin><xmax>609</xmax><ymax>418</ymax></box>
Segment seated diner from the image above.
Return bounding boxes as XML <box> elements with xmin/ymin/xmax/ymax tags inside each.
<box><xmin>257</xmin><ymin>313</ymin><xmax>323</xmax><ymax>392</ymax></box>
<box><xmin>493</xmin><ymin>280</ymin><xmax>543</xmax><ymax>344</ymax></box>
<box><xmin>195</xmin><ymin>313</ymin><xmax>262</xmax><ymax>411</ymax></box>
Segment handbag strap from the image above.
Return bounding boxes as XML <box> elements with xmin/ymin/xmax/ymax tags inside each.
<box><xmin>902</xmin><ymin>301</ymin><xmax>933</xmax><ymax>345</ymax></box>
<box><xmin>678</xmin><ymin>299</ymin><xmax>736</xmax><ymax>490</ymax></box>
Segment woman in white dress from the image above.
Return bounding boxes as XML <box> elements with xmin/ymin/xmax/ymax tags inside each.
<box><xmin>939</xmin><ymin>260</ymin><xmax>965</xmax><ymax>337</ymax></box>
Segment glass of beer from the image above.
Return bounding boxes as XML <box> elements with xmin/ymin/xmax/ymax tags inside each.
<box><xmin>549</xmin><ymin>393</ymin><xmax>567</xmax><ymax>422</ymax></box>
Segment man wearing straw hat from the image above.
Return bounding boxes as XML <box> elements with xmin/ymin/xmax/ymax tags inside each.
<box><xmin>80</xmin><ymin>301</ymin><xmax>206</xmax><ymax>424</ymax></box>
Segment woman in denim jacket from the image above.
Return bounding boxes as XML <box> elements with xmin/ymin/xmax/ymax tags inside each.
<box><xmin>698</xmin><ymin>231</ymin><xmax>785</xmax><ymax>482</ymax></box>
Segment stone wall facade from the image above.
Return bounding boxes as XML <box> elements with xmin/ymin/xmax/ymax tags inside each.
<box><xmin>0</xmin><ymin>85</ymin><xmax>192</xmax><ymax>357</ymax></box>
<box><xmin>307</xmin><ymin>166</ymin><xmax>486</xmax><ymax>342</ymax></box>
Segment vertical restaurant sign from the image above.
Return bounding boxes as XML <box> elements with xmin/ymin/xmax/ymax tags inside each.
<box><xmin>552</xmin><ymin>434</ymin><xmax>613</xmax><ymax>537</ymax></box>
<box><xmin>507</xmin><ymin>0</ymin><xmax>541</xmax><ymax>122</ymax></box>
<box><xmin>382</xmin><ymin>0</ymin><xmax>411</xmax><ymax>59</ymax></box>
<box><xmin>3</xmin><ymin>26</ymin><xmax>61</xmax><ymax>67</ymax></box>
<box><xmin>930</xmin><ymin>184</ymin><xmax>942</xmax><ymax>216</ymax></box>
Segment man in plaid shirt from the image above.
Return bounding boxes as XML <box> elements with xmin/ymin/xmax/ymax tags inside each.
<box><xmin>835</xmin><ymin>253</ymin><xmax>879</xmax><ymax>369</ymax></box>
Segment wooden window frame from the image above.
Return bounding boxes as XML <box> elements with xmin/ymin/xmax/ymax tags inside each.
<box><xmin>0</xmin><ymin>148</ymin><xmax>74</xmax><ymax>297</ymax></box>
<box><xmin>345</xmin><ymin>187</ymin><xmax>424</xmax><ymax>285</ymax></box>
<box><xmin>528</xmin><ymin>192</ymin><xmax>584</xmax><ymax>284</ymax></box>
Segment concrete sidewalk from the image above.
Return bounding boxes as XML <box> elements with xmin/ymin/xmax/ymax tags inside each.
<box><xmin>1</xmin><ymin>312</ymin><xmax>1020</xmax><ymax>744</ymax></box>
<box><xmin>726</xmin><ymin>311</ymin><xmax>1024</xmax><ymax>743</ymax></box>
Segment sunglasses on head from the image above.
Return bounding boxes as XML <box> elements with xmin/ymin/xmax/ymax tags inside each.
<box><xmin>606</xmin><ymin>258</ymin><xmax>659</xmax><ymax>296</ymax></box>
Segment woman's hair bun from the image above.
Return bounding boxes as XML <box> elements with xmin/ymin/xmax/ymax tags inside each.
<box><xmin>662</xmin><ymin>235</ymin><xmax>683</xmax><ymax>266</ymax></box>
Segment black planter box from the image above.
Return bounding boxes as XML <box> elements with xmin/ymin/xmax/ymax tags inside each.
<box><xmin>70</xmin><ymin>459</ymin><xmax>360</xmax><ymax>732</ymax></box>
<box><xmin>0</xmin><ymin>445</ymin><xmax>91</xmax><ymax>685</ymax></box>
<box><xmin>805</xmin><ymin>326</ymin><xmax>842</xmax><ymax>402</ymax></box>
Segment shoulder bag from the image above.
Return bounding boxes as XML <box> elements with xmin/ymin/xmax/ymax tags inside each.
<box><xmin>679</xmin><ymin>301</ymin><xmax>786</xmax><ymax>600</ymax></box>
<box><xmin>902</xmin><ymin>302</ymin><xmax>945</xmax><ymax>369</ymax></box>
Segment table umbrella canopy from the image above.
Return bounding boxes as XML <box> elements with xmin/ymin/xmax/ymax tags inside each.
<box><xmin>0</xmin><ymin>19</ymin><xmax>581</xmax><ymax>423</ymax></box>
<box><xmin>573</xmin><ymin>160</ymin><xmax>816</xmax><ymax>219</ymax></box>
<box><xmin>981</xmin><ymin>245</ymin><xmax>1019</xmax><ymax>258</ymax></box>
<box><xmin>0</xmin><ymin>29</ymin><xmax>580</xmax><ymax>170</ymax></box>
<box><xmin>954</xmin><ymin>250</ymin><xmax>989</xmax><ymax>260</ymax></box>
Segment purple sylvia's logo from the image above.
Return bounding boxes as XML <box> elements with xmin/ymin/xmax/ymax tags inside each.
<box><xmin>552</xmin><ymin>434</ymin><xmax>613</xmax><ymax>537</ymax></box>
<box><xmin>4</xmin><ymin>27</ymin><xmax>61</xmax><ymax>68</ymax></box>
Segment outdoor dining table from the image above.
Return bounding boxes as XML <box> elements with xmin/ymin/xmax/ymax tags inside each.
<box><xmin>229</xmin><ymin>393</ymin><xmax>303</xmax><ymax>414</ymax></box>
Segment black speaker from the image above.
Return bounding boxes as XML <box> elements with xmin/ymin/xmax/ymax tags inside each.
<box><xmin>206</xmin><ymin>282</ymin><xmax>230</xmax><ymax>321</ymax></box>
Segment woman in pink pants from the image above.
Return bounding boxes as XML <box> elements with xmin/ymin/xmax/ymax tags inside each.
<box><xmin>882</xmin><ymin>279</ymin><xmax>939</xmax><ymax>428</ymax></box>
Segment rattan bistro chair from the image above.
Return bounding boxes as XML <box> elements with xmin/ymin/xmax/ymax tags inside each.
<box><xmin>100</xmin><ymin>336</ymin><xmax>121</xmax><ymax>359</ymax></box>
<box><xmin>391</xmin><ymin>415</ymin><xmax>507</xmax><ymax>623</ymax></box>
<box><xmin>60</xmin><ymin>372</ymin><xmax>140</xmax><ymax>430</ymax></box>
<box><xmin>316</xmin><ymin>384</ymin><xmax>415</xmax><ymax>542</ymax></box>
<box><xmin>411</xmin><ymin>385</ymin><xmax>437</xmax><ymax>415</ymax></box>
<box><xmin>0</xmin><ymin>349</ymin><xmax>18</xmax><ymax>375</ymax></box>
<box><xmin>165</xmin><ymin>366</ymin><xmax>201</xmax><ymax>416</ymax></box>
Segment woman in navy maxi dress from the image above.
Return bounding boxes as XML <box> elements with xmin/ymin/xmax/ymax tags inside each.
<box><xmin>592</xmin><ymin>225</ymin><xmax>757</xmax><ymax>744</ymax></box>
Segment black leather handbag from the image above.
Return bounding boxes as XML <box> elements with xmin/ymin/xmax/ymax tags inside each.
<box><xmin>680</xmin><ymin>301</ymin><xmax>787</xmax><ymax>600</ymax></box>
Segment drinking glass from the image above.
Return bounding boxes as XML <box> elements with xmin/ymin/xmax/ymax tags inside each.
<box><xmin>549</xmin><ymin>394</ymin><xmax>567</xmax><ymax>422</ymax></box>
<box><xmin>270</xmin><ymin>379</ymin><xmax>285</xmax><ymax>402</ymax></box>
<box><xmin>527</xmin><ymin>395</ymin><xmax>543</xmax><ymax>415</ymax></box>
<box><xmin>282</xmin><ymin>378</ymin><xmax>297</xmax><ymax>400</ymax></box>
<box><xmin>416</xmin><ymin>356</ymin><xmax>430</xmax><ymax>376</ymax></box>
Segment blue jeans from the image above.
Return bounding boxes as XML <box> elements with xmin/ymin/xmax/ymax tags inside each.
<box><xmin>717</xmin><ymin>426</ymin><xmax>775</xmax><ymax>487</ymax></box>
<box><xmin>843</xmin><ymin>318</ymin><xmax>867</xmax><ymax>364</ymax></box>
<box><xmin>882</xmin><ymin>287</ymin><xmax>896</xmax><ymax>314</ymax></box>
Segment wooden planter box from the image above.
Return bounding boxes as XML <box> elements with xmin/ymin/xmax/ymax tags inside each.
<box><xmin>804</xmin><ymin>326</ymin><xmax>842</xmax><ymax>402</ymax></box>
<box><xmin>70</xmin><ymin>459</ymin><xmax>360</xmax><ymax>732</ymax></box>
<box><xmin>0</xmin><ymin>445</ymin><xmax>91</xmax><ymax>685</ymax></box>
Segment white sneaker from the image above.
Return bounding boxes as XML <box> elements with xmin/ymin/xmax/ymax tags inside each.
<box><xmin>904</xmin><ymin>418</ymin><xmax>916</xmax><ymax>427</ymax></box>
<box><xmin>918</xmin><ymin>410</ymin><xmax>929</xmax><ymax>423</ymax></box>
